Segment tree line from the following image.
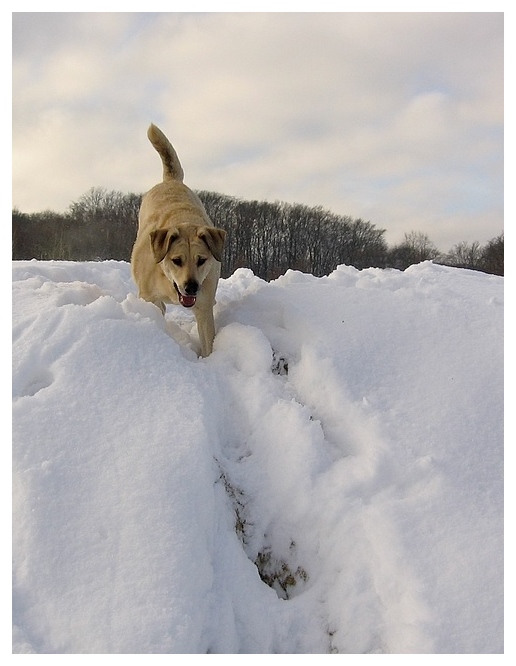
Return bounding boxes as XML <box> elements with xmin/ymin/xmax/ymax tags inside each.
<box><xmin>12</xmin><ymin>186</ymin><xmax>504</xmax><ymax>278</ymax></box>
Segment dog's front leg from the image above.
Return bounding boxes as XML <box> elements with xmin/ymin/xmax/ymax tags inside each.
<box><xmin>195</xmin><ymin>310</ymin><xmax>215</xmax><ymax>357</ymax></box>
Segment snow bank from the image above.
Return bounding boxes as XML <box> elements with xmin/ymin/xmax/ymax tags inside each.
<box><xmin>12</xmin><ymin>260</ymin><xmax>503</xmax><ymax>653</ymax></box>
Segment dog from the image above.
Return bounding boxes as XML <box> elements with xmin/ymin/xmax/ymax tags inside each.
<box><xmin>131</xmin><ymin>124</ymin><xmax>226</xmax><ymax>356</ymax></box>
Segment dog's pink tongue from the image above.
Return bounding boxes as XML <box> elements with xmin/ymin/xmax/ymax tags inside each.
<box><xmin>180</xmin><ymin>294</ymin><xmax>196</xmax><ymax>308</ymax></box>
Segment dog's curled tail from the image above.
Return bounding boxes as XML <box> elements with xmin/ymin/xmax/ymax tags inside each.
<box><xmin>147</xmin><ymin>123</ymin><xmax>184</xmax><ymax>183</ymax></box>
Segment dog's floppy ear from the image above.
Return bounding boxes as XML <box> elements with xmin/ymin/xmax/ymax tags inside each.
<box><xmin>198</xmin><ymin>227</ymin><xmax>226</xmax><ymax>262</ymax></box>
<box><xmin>150</xmin><ymin>229</ymin><xmax>179</xmax><ymax>263</ymax></box>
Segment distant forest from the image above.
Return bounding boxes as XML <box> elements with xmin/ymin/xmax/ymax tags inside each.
<box><xmin>12</xmin><ymin>187</ymin><xmax>504</xmax><ymax>278</ymax></box>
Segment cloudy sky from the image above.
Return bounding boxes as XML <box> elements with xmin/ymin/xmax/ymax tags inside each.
<box><xmin>12</xmin><ymin>11</ymin><xmax>503</xmax><ymax>249</ymax></box>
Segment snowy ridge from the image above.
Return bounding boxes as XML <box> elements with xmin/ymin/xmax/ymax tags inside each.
<box><xmin>12</xmin><ymin>260</ymin><xmax>503</xmax><ymax>653</ymax></box>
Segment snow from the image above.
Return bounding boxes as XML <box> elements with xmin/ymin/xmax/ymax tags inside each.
<box><xmin>12</xmin><ymin>259</ymin><xmax>503</xmax><ymax>654</ymax></box>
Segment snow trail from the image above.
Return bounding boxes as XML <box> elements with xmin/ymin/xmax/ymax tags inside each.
<box><xmin>207</xmin><ymin>283</ymin><xmax>435</xmax><ymax>653</ymax></box>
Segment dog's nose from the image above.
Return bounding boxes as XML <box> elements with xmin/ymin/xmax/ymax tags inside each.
<box><xmin>184</xmin><ymin>279</ymin><xmax>199</xmax><ymax>295</ymax></box>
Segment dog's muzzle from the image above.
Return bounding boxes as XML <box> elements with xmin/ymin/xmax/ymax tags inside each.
<box><xmin>175</xmin><ymin>281</ymin><xmax>198</xmax><ymax>308</ymax></box>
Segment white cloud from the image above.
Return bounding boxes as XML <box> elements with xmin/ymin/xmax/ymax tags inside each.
<box><xmin>12</xmin><ymin>12</ymin><xmax>503</xmax><ymax>249</ymax></box>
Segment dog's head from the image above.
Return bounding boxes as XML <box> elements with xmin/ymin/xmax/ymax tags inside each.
<box><xmin>150</xmin><ymin>224</ymin><xmax>226</xmax><ymax>308</ymax></box>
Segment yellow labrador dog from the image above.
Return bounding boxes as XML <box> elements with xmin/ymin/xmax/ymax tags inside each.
<box><xmin>131</xmin><ymin>124</ymin><xmax>226</xmax><ymax>356</ymax></box>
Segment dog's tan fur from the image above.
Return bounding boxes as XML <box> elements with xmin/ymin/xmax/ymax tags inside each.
<box><xmin>131</xmin><ymin>124</ymin><xmax>226</xmax><ymax>356</ymax></box>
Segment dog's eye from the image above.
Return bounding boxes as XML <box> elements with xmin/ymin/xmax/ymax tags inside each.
<box><xmin>171</xmin><ymin>257</ymin><xmax>183</xmax><ymax>267</ymax></box>
<box><xmin>197</xmin><ymin>257</ymin><xmax>207</xmax><ymax>267</ymax></box>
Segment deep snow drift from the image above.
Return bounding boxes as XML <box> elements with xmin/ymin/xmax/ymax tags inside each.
<box><xmin>12</xmin><ymin>260</ymin><xmax>503</xmax><ymax>654</ymax></box>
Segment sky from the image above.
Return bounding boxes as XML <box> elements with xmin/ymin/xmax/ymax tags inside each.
<box><xmin>12</xmin><ymin>10</ymin><xmax>504</xmax><ymax>250</ymax></box>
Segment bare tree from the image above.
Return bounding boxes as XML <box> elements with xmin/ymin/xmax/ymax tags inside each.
<box><xmin>481</xmin><ymin>233</ymin><xmax>504</xmax><ymax>276</ymax></box>
<box><xmin>68</xmin><ymin>187</ymin><xmax>140</xmax><ymax>259</ymax></box>
<box><xmin>387</xmin><ymin>231</ymin><xmax>441</xmax><ymax>270</ymax></box>
<box><xmin>445</xmin><ymin>240</ymin><xmax>483</xmax><ymax>270</ymax></box>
